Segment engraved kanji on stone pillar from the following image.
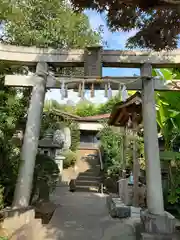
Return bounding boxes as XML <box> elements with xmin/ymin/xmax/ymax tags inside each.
<box><xmin>84</xmin><ymin>46</ymin><xmax>102</xmax><ymax>78</ymax></box>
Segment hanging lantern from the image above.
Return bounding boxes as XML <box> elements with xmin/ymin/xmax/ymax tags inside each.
<box><xmin>61</xmin><ymin>80</ymin><xmax>65</xmax><ymax>100</ymax></box>
<box><xmin>91</xmin><ymin>83</ymin><xmax>95</xmax><ymax>98</ymax></box>
<box><xmin>104</xmin><ymin>83</ymin><xmax>108</xmax><ymax>98</ymax></box>
<box><xmin>107</xmin><ymin>82</ymin><xmax>112</xmax><ymax>99</ymax></box>
<box><xmin>65</xmin><ymin>84</ymin><xmax>68</xmax><ymax>98</ymax></box>
<box><xmin>78</xmin><ymin>83</ymin><xmax>81</xmax><ymax>97</ymax></box>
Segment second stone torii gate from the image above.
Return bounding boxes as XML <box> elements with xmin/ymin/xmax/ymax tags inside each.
<box><xmin>2</xmin><ymin>44</ymin><xmax>180</xmax><ymax>239</ymax></box>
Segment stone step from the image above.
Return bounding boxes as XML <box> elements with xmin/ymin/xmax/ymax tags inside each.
<box><xmin>79</xmin><ymin>171</ymin><xmax>100</xmax><ymax>177</ymax></box>
<box><xmin>76</xmin><ymin>180</ymin><xmax>100</xmax><ymax>187</ymax></box>
<box><xmin>76</xmin><ymin>185</ymin><xmax>99</xmax><ymax>193</ymax></box>
<box><xmin>77</xmin><ymin>175</ymin><xmax>101</xmax><ymax>181</ymax></box>
<box><xmin>83</xmin><ymin>167</ymin><xmax>100</xmax><ymax>172</ymax></box>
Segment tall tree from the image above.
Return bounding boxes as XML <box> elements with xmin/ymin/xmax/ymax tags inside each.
<box><xmin>0</xmin><ymin>0</ymin><xmax>101</xmax><ymax>207</ymax></box>
<box><xmin>70</xmin><ymin>0</ymin><xmax>180</xmax><ymax>50</ymax></box>
<box><xmin>2</xmin><ymin>0</ymin><xmax>101</xmax><ymax>48</ymax></box>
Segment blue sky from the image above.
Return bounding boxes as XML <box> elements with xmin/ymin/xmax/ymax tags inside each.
<box><xmin>45</xmin><ymin>10</ymin><xmax>141</xmax><ymax>104</ymax></box>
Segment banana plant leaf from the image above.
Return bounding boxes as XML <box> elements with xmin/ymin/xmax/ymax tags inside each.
<box><xmin>160</xmin><ymin>151</ymin><xmax>180</xmax><ymax>161</ymax></box>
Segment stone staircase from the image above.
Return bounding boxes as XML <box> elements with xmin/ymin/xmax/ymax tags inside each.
<box><xmin>75</xmin><ymin>151</ymin><xmax>102</xmax><ymax>192</ymax></box>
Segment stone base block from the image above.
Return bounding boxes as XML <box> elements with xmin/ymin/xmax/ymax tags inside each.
<box><xmin>141</xmin><ymin>232</ymin><xmax>176</xmax><ymax>240</ymax></box>
<box><xmin>69</xmin><ymin>179</ymin><xmax>76</xmax><ymax>192</ymax></box>
<box><xmin>140</xmin><ymin>210</ymin><xmax>176</xmax><ymax>235</ymax></box>
<box><xmin>0</xmin><ymin>207</ymin><xmax>35</xmax><ymax>236</ymax></box>
<box><xmin>106</xmin><ymin>195</ymin><xmax>131</xmax><ymax>218</ymax></box>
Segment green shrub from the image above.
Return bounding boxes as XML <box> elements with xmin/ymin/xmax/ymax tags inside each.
<box><xmin>100</xmin><ymin>124</ymin><xmax>144</xmax><ymax>178</ymax></box>
<box><xmin>69</xmin><ymin>122</ymin><xmax>80</xmax><ymax>152</ymax></box>
<box><xmin>30</xmin><ymin>154</ymin><xmax>60</xmax><ymax>203</ymax></box>
<box><xmin>63</xmin><ymin>150</ymin><xmax>77</xmax><ymax>169</ymax></box>
<box><xmin>0</xmin><ymin>144</ymin><xmax>20</xmax><ymax>207</ymax></box>
<box><xmin>100</xmin><ymin>125</ymin><xmax>123</xmax><ymax>177</ymax></box>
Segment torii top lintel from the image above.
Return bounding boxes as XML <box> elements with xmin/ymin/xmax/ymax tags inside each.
<box><xmin>0</xmin><ymin>43</ymin><xmax>180</xmax><ymax>68</ymax></box>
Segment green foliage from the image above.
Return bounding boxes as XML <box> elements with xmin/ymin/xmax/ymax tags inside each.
<box><xmin>0</xmin><ymin>0</ymin><xmax>22</xmax><ymax>21</ymax></box>
<box><xmin>160</xmin><ymin>151</ymin><xmax>180</xmax><ymax>161</ymax></box>
<box><xmin>153</xmin><ymin>68</ymin><xmax>180</xmax><ymax>217</ymax></box>
<box><xmin>44</xmin><ymin>99</ymin><xmax>75</xmax><ymax>115</ymax></box>
<box><xmin>98</xmin><ymin>96</ymin><xmax>121</xmax><ymax>114</ymax></box>
<box><xmin>0</xmin><ymin>237</ymin><xmax>8</xmax><ymax>240</ymax></box>
<box><xmin>100</xmin><ymin>125</ymin><xmax>123</xmax><ymax>177</ymax></box>
<box><xmin>98</xmin><ymin>91</ymin><xmax>135</xmax><ymax>115</ymax></box>
<box><xmin>165</xmin><ymin>161</ymin><xmax>180</xmax><ymax>217</ymax></box>
<box><xmin>153</xmin><ymin>69</ymin><xmax>180</xmax><ymax>149</ymax></box>
<box><xmin>63</xmin><ymin>150</ymin><xmax>78</xmax><ymax>168</ymax></box>
<box><xmin>0</xmin><ymin>151</ymin><xmax>20</xmax><ymax>207</ymax></box>
<box><xmin>31</xmin><ymin>154</ymin><xmax>60</xmax><ymax>203</ymax></box>
<box><xmin>69</xmin><ymin>121</ymin><xmax>80</xmax><ymax>151</ymax></box>
<box><xmin>75</xmin><ymin>102</ymin><xmax>99</xmax><ymax>117</ymax></box>
<box><xmin>0</xmin><ymin>67</ymin><xmax>31</xmax><ymax>207</ymax></box>
<box><xmin>0</xmin><ymin>0</ymin><xmax>100</xmax><ymax>208</ymax></box>
<box><xmin>71</xmin><ymin>0</ymin><xmax>180</xmax><ymax>50</ymax></box>
<box><xmin>100</xmin><ymin>123</ymin><xmax>145</xmax><ymax>179</ymax></box>
<box><xmin>2</xmin><ymin>0</ymin><xmax>101</xmax><ymax>48</ymax></box>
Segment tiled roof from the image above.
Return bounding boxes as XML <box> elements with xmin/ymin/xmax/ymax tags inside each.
<box><xmin>50</xmin><ymin>109</ymin><xmax>110</xmax><ymax>122</ymax></box>
<box><xmin>79</xmin><ymin>113</ymin><xmax>110</xmax><ymax>121</ymax></box>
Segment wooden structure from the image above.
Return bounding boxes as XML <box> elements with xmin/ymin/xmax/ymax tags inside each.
<box><xmin>109</xmin><ymin>92</ymin><xmax>143</xmax><ymax>207</ymax></box>
<box><xmin>109</xmin><ymin>92</ymin><xmax>142</xmax><ymax>127</ymax></box>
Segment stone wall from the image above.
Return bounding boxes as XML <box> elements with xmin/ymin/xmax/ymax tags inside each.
<box><xmin>0</xmin><ymin>207</ymin><xmax>35</xmax><ymax>235</ymax></box>
<box><xmin>0</xmin><ymin>208</ymin><xmax>36</xmax><ymax>238</ymax></box>
<box><xmin>0</xmin><ymin>207</ymin><xmax>55</xmax><ymax>239</ymax></box>
<box><xmin>118</xmin><ymin>179</ymin><xmax>146</xmax><ymax>207</ymax></box>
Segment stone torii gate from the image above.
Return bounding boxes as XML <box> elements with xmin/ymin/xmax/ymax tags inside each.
<box><xmin>2</xmin><ymin>44</ymin><xmax>180</xmax><ymax>238</ymax></box>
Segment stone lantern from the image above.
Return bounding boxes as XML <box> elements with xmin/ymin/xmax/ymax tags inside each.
<box><xmin>38</xmin><ymin>130</ymin><xmax>65</xmax><ymax>179</ymax></box>
<box><xmin>38</xmin><ymin>131</ymin><xmax>63</xmax><ymax>158</ymax></box>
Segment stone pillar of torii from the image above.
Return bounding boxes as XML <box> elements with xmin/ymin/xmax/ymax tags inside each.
<box><xmin>3</xmin><ymin>44</ymin><xmax>179</xmax><ymax>238</ymax></box>
<box><xmin>13</xmin><ymin>62</ymin><xmax>48</xmax><ymax>207</ymax></box>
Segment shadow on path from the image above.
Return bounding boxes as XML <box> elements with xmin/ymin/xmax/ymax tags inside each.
<box><xmin>47</xmin><ymin>186</ymin><xmax>136</xmax><ymax>240</ymax></box>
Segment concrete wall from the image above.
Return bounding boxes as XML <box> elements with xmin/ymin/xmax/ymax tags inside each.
<box><xmin>0</xmin><ymin>207</ymin><xmax>58</xmax><ymax>239</ymax></box>
<box><xmin>79</xmin><ymin>122</ymin><xmax>103</xmax><ymax>131</ymax></box>
<box><xmin>78</xmin><ymin>149</ymin><xmax>98</xmax><ymax>157</ymax></box>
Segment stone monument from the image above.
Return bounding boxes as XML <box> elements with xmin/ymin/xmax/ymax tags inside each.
<box><xmin>62</xmin><ymin>127</ymin><xmax>71</xmax><ymax>150</ymax></box>
<box><xmin>53</xmin><ymin>127</ymin><xmax>71</xmax><ymax>181</ymax></box>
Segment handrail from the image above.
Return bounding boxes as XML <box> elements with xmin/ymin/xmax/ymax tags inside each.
<box><xmin>98</xmin><ymin>144</ymin><xmax>104</xmax><ymax>171</ymax></box>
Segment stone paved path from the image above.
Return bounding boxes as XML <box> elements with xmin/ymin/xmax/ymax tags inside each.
<box><xmin>47</xmin><ymin>186</ymin><xmax>136</xmax><ymax>240</ymax></box>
